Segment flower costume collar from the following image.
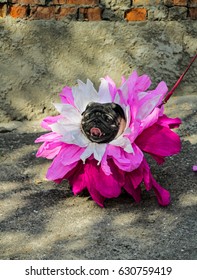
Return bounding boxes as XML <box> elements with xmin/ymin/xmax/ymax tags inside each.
<box><xmin>35</xmin><ymin>70</ymin><xmax>183</xmax><ymax>207</ymax></box>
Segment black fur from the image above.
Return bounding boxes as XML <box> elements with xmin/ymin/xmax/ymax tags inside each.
<box><xmin>81</xmin><ymin>102</ymin><xmax>125</xmax><ymax>143</ymax></box>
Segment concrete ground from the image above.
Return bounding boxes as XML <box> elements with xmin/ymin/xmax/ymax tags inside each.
<box><xmin>0</xmin><ymin>95</ymin><xmax>196</xmax><ymax>260</ymax></box>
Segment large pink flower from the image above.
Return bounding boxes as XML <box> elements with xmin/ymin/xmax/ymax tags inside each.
<box><xmin>35</xmin><ymin>71</ymin><xmax>181</xmax><ymax>207</ymax></box>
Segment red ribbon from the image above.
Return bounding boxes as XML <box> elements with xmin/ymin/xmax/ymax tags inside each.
<box><xmin>162</xmin><ymin>53</ymin><xmax>197</xmax><ymax>105</ymax></box>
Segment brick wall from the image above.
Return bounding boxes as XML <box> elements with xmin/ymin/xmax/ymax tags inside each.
<box><xmin>0</xmin><ymin>0</ymin><xmax>196</xmax><ymax>21</ymax></box>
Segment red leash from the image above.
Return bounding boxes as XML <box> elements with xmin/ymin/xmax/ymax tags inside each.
<box><xmin>162</xmin><ymin>53</ymin><xmax>197</xmax><ymax>105</ymax></box>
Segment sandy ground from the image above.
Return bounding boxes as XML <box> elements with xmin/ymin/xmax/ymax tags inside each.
<box><xmin>0</xmin><ymin>96</ymin><xmax>196</xmax><ymax>260</ymax></box>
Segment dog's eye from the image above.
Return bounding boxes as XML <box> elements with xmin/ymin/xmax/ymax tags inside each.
<box><xmin>104</xmin><ymin>115</ymin><xmax>113</xmax><ymax>123</ymax></box>
<box><xmin>82</xmin><ymin>112</ymin><xmax>90</xmax><ymax>120</ymax></box>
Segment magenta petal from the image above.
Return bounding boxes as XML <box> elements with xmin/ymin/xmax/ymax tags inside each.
<box><xmin>150</xmin><ymin>154</ymin><xmax>165</xmax><ymax>165</ymax></box>
<box><xmin>124</xmin><ymin>71</ymin><xmax>138</xmax><ymax>103</ymax></box>
<box><xmin>47</xmin><ymin>156</ymin><xmax>78</xmax><ymax>182</ymax></box>
<box><xmin>85</xmin><ymin>159</ymin><xmax>123</xmax><ymax>199</ymax></box>
<box><xmin>107</xmin><ymin>144</ymin><xmax>143</xmax><ymax>172</ymax></box>
<box><xmin>193</xmin><ymin>165</ymin><xmax>197</xmax><ymax>172</ymax></box>
<box><xmin>87</xmin><ymin>185</ymin><xmax>106</xmax><ymax>207</ymax></box>
<box><xmin>46</xmin><ymin>145</ymin><xmax>84</xmax><ymax>181</ymax></box>
<box><xmin>69</xmin><ymin>163</ymin><xmax>87</xmax><ymax>195</ymax></box>
<box><xmin>139</xmin><ymin>107</ymin><xmax>160</xmax><ymax>134</ymax></box>
<box><xmin>142</xmin><ymin>158</ymin><xmax>170</xmax><ymax>206</ymax></box>
<box><xmin>35</xmin><ymin>132</ymin><xmax>61</xmax><ymax>143</ymax></box>
<box><xmin>104</xmin><ymin>76</ymin><xmax>117</xmax><ymax>102</ymax></box>
<box><xmin>135</xmin><ymin>74</ymin><xmax>152</xmax><ymax>92</ymax></box>
<box><xmin>69</xmin><ymin>160</ymin><xmax>106</xmax><ymax>207</ymax></box>
<box><xmin>41</xmin><ymin>116</ymin><xmax>62</xmax><ymax>130</ymax></box>
<box><xmin>142</xmin><ymin>159</ymin><xmax>152</xmax><ymax>191</ymax></box>
<box><xmin>128</xmin><ymin>164</ymin><xmax>144</xmax><ymax>189</ymax></box>
<box><xmin>151</xmin><ymin>176</ymin><xmax>170</xmax><ymax>206</ymax></box>
<box><xmin>123</xmin><ymin>174</ymin><xmax>141</xmax><ymax>203</ymax></box>
<box><xmin>136</xmin><ymin>124</ymin><xmax>181</xmax><ymax>158</ymax></box>
<box><xmin>36</xmin><ymin>142</ymin><xmax>63</xmax><ymax>159</ymax></box>
<box><xmin>136</xmin><ymin>82</ymin><xmax>168</xmax><ymax>120</ymax></box>
<box><xmin>157</xmin><ymin>115</ymin><xmax>182</xmax><ymax>129</ymax></box>
<box><xmin>59</xmin><ymin>86</ymin><xmax>75</xmax><ymax>106</ymax></box>
<box><xmin>60</xmin><ymin>145</ymin><xmax>85</xmax><ymax>166</ymax></box>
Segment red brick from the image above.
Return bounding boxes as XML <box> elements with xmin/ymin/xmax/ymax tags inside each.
<box><xmin>125</xmin><ymin>8</ymin><xmax>147</xmax><ymax>21</ymax></box>
<box><xmin>173</xmin><ymin>0</ymin><xmax>187</xmax><ymax>6</ymax></box>
<box><xmin>0</xmin><ymin>4</ymin><xmax>7</xmax><ymax>18</ymax></box>
<box><xmin>57</xmin><ymin>7</ymin><xmax>77</xmax><ymax>19</ymax></box>
<box><xmin>189</xmin><ymin>7</ymin><xmax>197</xmax><ymax>18</ymax></box>
<box><xmin>79</xmin><ymin>7</ymin><xmax>101</xmax><ymax>21</ymax></box>
<box><xmin>67</xmin><ymin>0</ymin><xmax>99</xmax><ymax>4</ymax></box>
<box><xmin>189</xmin><ymin>0</ymin><xmax>197</xmax><ymax>7</ymax></box>
<box><xmin>30</xmin><ymin>6</ymin><xmax>56</xmax><ymax>19</ymax></box>
<box><xmin>9</xmin><ymin>5</ymin><xmax>28</xmax><ymax>18</ymax></box>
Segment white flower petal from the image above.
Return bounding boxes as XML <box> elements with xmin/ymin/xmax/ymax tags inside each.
<box><xmin>136</xmin><ymin>94</ymin><xmax>163</xmax><ymax>120</ymax></box>
<box><xmin>94</xmin><ymin>143</ymin><xmax>107</xmax><ymax>165</ymax></box>
<box><xmin>53</xmin><ymin>103</ymin><xmax>81</xmax><ymax>123</ymax></box>
<box><xmin>72</xmin><ymin>79</ymin><xmax>99</xmax><ymax>113</ymax></box>
<box><xmin>114</xmin><ymin>93</ymin><xmax>121</xmax><ymax>104</ymax></box>
<box><xmin>80</xmin><ymin>144</ymin><xmax>95</xmax><ymax>163</ymax></box>
<box><xmin>110</xmin><ymin>136</ymin><xmax>134</xmax><ymax>154</ymax></box>
<box><xmin>98</xmin><ymin>78</ymin><xmax>112</xmax><ymax>103</ymax></box>
<box><xmin>50</xmin><ymin>122</ymin><xmax>89</xmax><ymax>147</ymax></box>
<box><xmin>80</xmin><ymin>142</ymin><xmax>107</xmax><ymax>164</ymax></box>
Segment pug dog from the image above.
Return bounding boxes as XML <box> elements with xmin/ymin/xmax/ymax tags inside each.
<box><xmin>81</xmin><ymin>102</ymin><xmax>126</xmax><ymax>143</ymax></box>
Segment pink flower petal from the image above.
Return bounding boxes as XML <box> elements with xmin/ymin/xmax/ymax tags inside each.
<box><xmin>46</xmin><ymin>145</ymin><xmax>84</xmax><ymax>181</ymax></box>
<box><xmin>36</xmin><ymin>142</ymin><xmax>64</xmax><ymax>159</ymax></box>
<box><xmin>151</xmin><ymin>176</ymin><xmax>171</xmax><ymax>206</ymax></box>
<box><xmin>70</xmin><ymin>162</ymin><xmax>106</xmax><ymax>207</ymax></box>
<box><xmin>47</xmin><ymin>157</ymin><xmax>78</xmax><ymax>182</ymax></box>
<box><xmin>105</xmin><ymin>77</ymin><xmax>117</xmax><ymax>102</ymax></box>
<box><xmin>127</xmin><ymin>164</ymin><xmax>144</xmax><ymax>190</ymax></box>
<box><xmin>60</xmin><ymin>145</ymin><xmax>85</xmax><ymax>166</ymax></box>
<box><xmin>60</xmin><ymin>86</ymin><xmax>75</xmax><ymax>106</ymax></box>
<box><xmin>123</xmin><ymin>174</ymin><xmax>142</xmax><ymax>203</ymax></box>
<box><xmin>121</xmin><ymin>71</ymin><xmax>138</xmax><ymax>105</ymax></box>
<box><xmin>85</xmin><ymin>159</ymin><xmax>124</xmax><ymax>199</ymax></box>
<box><xmin>35</xmin><ymin>132</ymin><xmax>61</xmax><ymax>143</ymax></box>
<box><xmin>136</xmin><ymin>124</ymin><xmax>181</xmax><ymax>158</ymax></box>
<box><xmin>69</xmin><ymin>162</ymin><xmax>87</xmax><ymax>195</ymax></box>
<box><xmin>193</xmin><ymin>165</ymin><xmax>197</xmax><ymax>172</ymax></box>
<box><xmin>139</xmin><ymin>107</ymin><xmax>160</xmax><ymax>134</ymax></box>
<box><xmin>135</xmin><ymin>74</ymin><xmax>152</xmax><ymax>92</ymax></box>
<box><xmin>142</xmin><ymin>158</ymin><xmax>170</xmax><ymax>206</ymax></box>
<box><xmin>136</xmin><ymin>81</ymin><xmax>168</xmax><ymax>120</ymax></box>
<box><xmin>157</xmin><ymin>115</ymin><xmax>182</xmax><ymax>129</ymax></box>
<box><xmin>107</xmin><ymin>143</ymin><xmax>143</xmax><ymax>172</ymax></box>
<box><xmin>41</xmin><ymin>116</ymin><xmax>62</xmax><ymax>130</ymax></box>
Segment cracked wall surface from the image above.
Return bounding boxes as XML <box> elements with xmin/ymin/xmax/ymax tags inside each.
<box><xmin>0</xmin><ymin>18</ymin><xmax>197</xmax><ymax>121</ymax></box>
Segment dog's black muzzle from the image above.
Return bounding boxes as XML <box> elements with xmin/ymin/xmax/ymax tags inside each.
<box><xmin>81</xmin><ymin>102</ymin><xmax>126</xmax><ymax>143</ymax></box>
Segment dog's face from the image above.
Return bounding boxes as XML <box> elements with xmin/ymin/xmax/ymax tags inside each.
<box><xmin>81</xmin><ymin>102</ymin><xmax>126</xmax><ymax>143</ymax></box>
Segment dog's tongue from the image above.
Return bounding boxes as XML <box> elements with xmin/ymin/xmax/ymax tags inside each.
<box><xmin>90</xmin><ymin>127</ymin><xmax>102</xmax><ymax>137</ymax></box>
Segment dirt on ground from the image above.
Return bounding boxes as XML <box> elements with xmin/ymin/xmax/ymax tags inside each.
<box><xmin>0</xmin><ymin>96</ymin><xmax>196</xmax><ymax>260</ymax></box>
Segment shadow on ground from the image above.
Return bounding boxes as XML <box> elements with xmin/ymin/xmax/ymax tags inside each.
<box><xmin>0</xmin><ymin>96</ymin><xmax>196</xmax><ymax>260</ymax></box>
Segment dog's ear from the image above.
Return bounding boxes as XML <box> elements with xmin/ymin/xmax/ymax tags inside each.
<box><xmin>111</xmin><ymin>103</ymin><xmax>126</xmax><ymax>120</ymax></box>
<box><xmin>81</xmin><ymin>102</ymin><xmax>96</xmax><ymax>115</ymax></box>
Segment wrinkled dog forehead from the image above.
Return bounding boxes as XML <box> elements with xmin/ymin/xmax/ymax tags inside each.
<box><xmin>82</xmin><ymin>102</ymin><xmax>125</xmax><ymax>120</ymax></box>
